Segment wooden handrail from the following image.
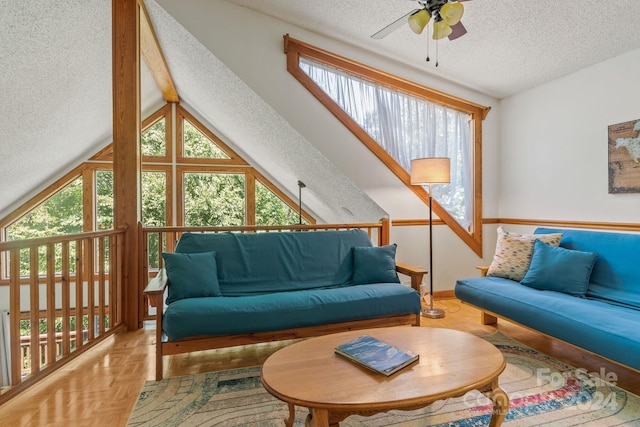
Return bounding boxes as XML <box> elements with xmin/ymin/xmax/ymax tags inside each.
<box><xmin>0</xmin><ymin>228</ymin><xmax>126</xmax><ymax>251</ymax></box>
<box><xmin>141</xmin><ymin>222</ymin><xmax>385</xmax><ymax>234</ymax></box>
<box><xmin>0</xmin><ymin>228</ymin><xmax>127</xmax><ymax>405</ymax></box>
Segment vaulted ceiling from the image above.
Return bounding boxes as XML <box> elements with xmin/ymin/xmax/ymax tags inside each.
<box><xmin>229</xmin><ymin>0</ymin><xmax>640</xmax><ymax>98</ymax></box>
<box><xmin>2</xmin><ymin>0</ymin><xmax>639</xmax><ymax>222</ymax></box>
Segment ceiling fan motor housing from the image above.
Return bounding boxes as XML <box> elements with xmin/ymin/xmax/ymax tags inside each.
<box><xmin>422</xmin><ymin>0</ymin><xmax>449</xmax><ymax>16</ymax></box>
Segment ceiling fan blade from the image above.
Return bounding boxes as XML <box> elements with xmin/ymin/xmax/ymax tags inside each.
<box><xmin>371</xmin><ymin>9</ymin><xmax>419</xmax><ymax>39</ymax></box>
<box><xmin>448</xmin><ymin>21</ymin><xmax>467</xmax><ymax>40</ymax></box>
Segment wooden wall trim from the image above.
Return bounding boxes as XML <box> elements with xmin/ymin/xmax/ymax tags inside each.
<box><xmin>392</xmin><ymin>219</ymin><xmax>445</xmax><ymax>226</ymax></box>
<box><xmin>394</xmin><ymin>217</ymin><xmax>640</xmax><ymax>233</ymax></box>
<box><xmin>496</xmin><ymin>218</ymin><xmax>640</xmax><ymax>232</ymax></box>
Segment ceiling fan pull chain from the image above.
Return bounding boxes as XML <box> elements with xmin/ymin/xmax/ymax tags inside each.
<box><xmin>435</xmin><ymin>38</ymin><xmax>439</xmax><ymax>67</ymax></box>
<box><xmin>425</xmin><ymin>29</ymin><xmax>430</xmax><ymax>62</ymax></box>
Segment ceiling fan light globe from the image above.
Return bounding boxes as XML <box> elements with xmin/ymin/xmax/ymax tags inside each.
<box><xmin>408</xmin><ymin>9</ymin><xmax>431</xmax><ymax>34</ymax></box>
<box><xmin>433</xmin><ymin>20</ymin><xmax>452</xmax><ymax>40</ymax></box>
<box><xmin>440</xmin><ymin>2</ymin><xmax>464</xmax><ymax>26</ymax></box>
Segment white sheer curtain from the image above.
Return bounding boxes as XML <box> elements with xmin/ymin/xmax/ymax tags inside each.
<box><xmin>300</xmin><ymin>57</ymin><xmax>472</xmax><ymax>228</ymax></box>
<box><xmin>0</xmin><ymin>311</ymin><xmax>10</xmax><ymax>387</ymax></box>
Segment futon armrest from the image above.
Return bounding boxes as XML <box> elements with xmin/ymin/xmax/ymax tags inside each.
<box><xmin>396</xmin><ymin>262</ymin><xmax>428</xmax><ymax>292</ymax></box>
<box><xmin>476</xmin><ymin>265</ymin><xmax>490</xmax><ymax>277</ymax></box>
<box><xmin>144</xmin><ymin>269</ymin><xmax>168</xmax><ymax>308</ymax></box>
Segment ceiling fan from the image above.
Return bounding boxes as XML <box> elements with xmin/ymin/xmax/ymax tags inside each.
<box><xmin>371</xmin><ymin>0</ymin><xmax>470</xmax><ymax>41</ymax></box>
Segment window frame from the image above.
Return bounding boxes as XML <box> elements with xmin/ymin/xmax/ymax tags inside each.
<box><xmin>0</xmin><ymin>103</ymin><xmax>316</xmax><ymax>281</ymax></box>
<box><xmin>141</xmin><ymin>104</ymin><xmax>173</xmax><ymax>163</ymax></box>
<box><xmin>176</xmin><ymin>107</ymin><xmax>247</xmax><ymax>165</ymax></box>
<box><xmin>283</xmin><ymin>35</ymin><xmax>489</xmax><ymax>256</ymax></box>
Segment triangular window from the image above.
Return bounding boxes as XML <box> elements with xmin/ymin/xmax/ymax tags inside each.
<box><xmin>300</xmin><ymin>57</ymin><xmax>471</xmax><ymax>229</ymax></box>
<box><xmin>141</xmin><ymin>117</ymin><xmax>166</xmax><ymax>157</ymax></box>
<box><xmin>255</xmin><ymin>180</ymin><xmax>307</xmax><ymax>226</ymax></box>
<box><xmin>284</xmin><ymin>36</ymin><xmax>489</xmax><ymax>256</ymax></box>
<box><xmin>182</xmin><ymin>119</ymin><xmax>230</xmax><ymax>159</ymax></box>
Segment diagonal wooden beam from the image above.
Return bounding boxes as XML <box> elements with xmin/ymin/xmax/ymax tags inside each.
<box><xmin>138</xmin><ymin>0</ymin><xmax>179</xmax><ymax>103</ymax></box>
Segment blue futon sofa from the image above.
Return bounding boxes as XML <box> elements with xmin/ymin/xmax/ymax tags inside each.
<box><xmin>145</xmin><ymin>229</ymin><xmax>424</xmax><ymax>379</ymax></box>
<box><xmin>455</xmin><ymin>228</ymin><xmax>640</xmax><ymax>371</ymax></box>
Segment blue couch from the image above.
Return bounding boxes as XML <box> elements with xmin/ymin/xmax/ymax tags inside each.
<box><xmin>455</xmin><ymin>228</ymin><xmax>640</xmax><ymax>371</ymax></box>
<box><xmin>145</xmin><ymin>229</ymin><xmax>424</xmax><ymax>379</ymax></box>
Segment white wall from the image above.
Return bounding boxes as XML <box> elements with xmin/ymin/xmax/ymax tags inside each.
<box><xmin>156</xmin><ymin>0</ymin><xmax>501</xmax><ymax>292</ymax></box>
<box><xmin>500</xmin><ymin>49</ymin><xmax>640</xmax><ymax>223</ymax></box>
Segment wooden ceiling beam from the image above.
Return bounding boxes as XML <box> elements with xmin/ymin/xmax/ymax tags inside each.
<box><xmin>138</xmin><ymin>0</ymin><xmax>179</xmax><ymax>103</ymax></box>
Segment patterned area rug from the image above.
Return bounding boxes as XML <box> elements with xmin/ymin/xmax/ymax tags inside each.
<box><xmin>127</xmin><ymin>332</ymin><xmax>640</xmax><ymax>426</ymax></box>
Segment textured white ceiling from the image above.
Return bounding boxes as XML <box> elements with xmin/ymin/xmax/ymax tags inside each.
<box><xmin>0</xmin><ymin>0</ymin><xmax>111</xmax><ymax>217</ymax></box>
<box><xmin>0</xmin><ymin>0</ymin><xmax>383</xmax><ymax>223</ymax></box>
<box><xmin>0</xmin><ymin>0</ymin><xmax>163</xmax><ymax>218</ymax></box>
<box><xmin>3</xmin><ymin>0</ymin><xmax>639</xmax><ymax>222</ymax></box>
<box><xmin>227</xmin><ymin>0</ymin><xmax>640</xmax><ymax>98</ymax></box>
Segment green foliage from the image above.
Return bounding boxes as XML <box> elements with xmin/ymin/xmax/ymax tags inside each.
<box><xmin>20</xmin><ymin>315</ymin><xmax>95</xmax><ymax>337</ymax></box>
<box><xmin>96</xmin><ymin>171</ymin><xmax>114</xmax><ymax>230</ymax></box>
<box><xmin>255</xmin><ymin>181</ymin><xmax>304</xmax><ymax>225</ymax></box>
<box><xmin>142</xmin><ymin>118</ymin><xmax>166</xmax><ymax>156</ymax></box>
<box><xmin>183</xmin><ymin>120</ymin><xmax>229</xmax><ymax>159</ymax></box>
<box><xmin>8</xmin><ymin>178</ymin><xmax>83</xmax><ymax>240</ymax></box>
<box><xmin>142</xmin><ymin>171</ymin><xmax>167</xmax><ymax>268</ymax></box>
<box><xmin>184</xmin><ymin>173</ymin><xmax>245</xmax><ymax>226</ymax></box>
<box><xmin>142</xmin><ymin>172</ymin><xmax>166</xmax><ymax>227</ymax></box>
<box><xmin>8</xmin><ymin>178</ymin><xmax>83</xmax><ymax>275</ymax></box>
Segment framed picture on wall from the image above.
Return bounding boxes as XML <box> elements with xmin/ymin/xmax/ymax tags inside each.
<box><xmin>608</xmin><ymin>118</ymin><xmax>640</xmax><ymax>193</ymax></box>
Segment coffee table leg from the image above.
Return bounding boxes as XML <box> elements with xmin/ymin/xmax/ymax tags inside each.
<box><xmin>284</xmin><ymin>403</ymin><xmax>295</xmax><ymax>427</ymax></box>
<box><xmin>487</xmin><ymin>379</ymin><xmax>509</xmax><ymax>427</ymax></box>
<box><xmin>305</xmin><ymin>408</ymin><xmax>331</xmax><ymax>427</ymax></box>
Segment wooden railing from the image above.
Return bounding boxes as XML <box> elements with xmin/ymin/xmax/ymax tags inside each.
<box><xmin>19</xmin><ymin>329</ymin><xmax>86</xmax><ymax>375</ymax></box>
<box><xmin>0</xmin><ymin>229</ymin><xmax>127</xmax><ymax>403</ymax></box>
<box><xmin>138</xmin><ymin>219</ymin><xmax>390</xmax><ymax>320</ymax></box>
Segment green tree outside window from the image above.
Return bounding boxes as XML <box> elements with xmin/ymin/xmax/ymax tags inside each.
<box><xmin>183</xmin><ymin>120</ymin><xmax>229</xmax><ymax>159</ymax></box>
<box><xmin>184</xmin><ymin>173</ymin><xmax>245</xmax><ymax>226</ymax></box>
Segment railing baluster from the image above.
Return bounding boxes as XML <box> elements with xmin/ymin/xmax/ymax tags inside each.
<box><xmin>116</xmin><ymin>233</ymin><xmax>124</xmax><ymax>324</ymax></box>
<box><xmin>98</xmin><ymin>237</ymin><xmax>106</xmax><ymax>334</ymax></box>
<box><xmin>86</xmin><ymin>238</ymin><xmax>95</xmax><ymax>341</ymax></box>
<box><xmin>75</xmin><ymin>239</ymin><xmax>83</xmax><ymax>349</ymax></box>
<box><xmin>29</xmin><ymin>247</ymin><xmax>40</xmax><ymax>375</ymax></box>
<box><xmin>46</xmin><ymin>243</ymin><xmax>56</xmax><ymax>366</ymax></box>
<box><xmin>61</xmin><ymin>241</ymin><xmax>71</xmax><ymax>356</ymax></box>
<box><xmin>108</xmin><ymin>234</ymin><xmax>115</xmax><ymax>330</ymax></box>
<box><xmin>9</xmin><ymin>249</ymin><xmax>21</xmax><ymax>385</ymax></box>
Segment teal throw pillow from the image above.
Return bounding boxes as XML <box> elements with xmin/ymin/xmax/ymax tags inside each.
<box><xmin>163</xmin><ymin>251</ymin><xmax>221</xmax><ymax>304</ymax></box>
<box><xmin>520</xmin><ymin>240</ymin><xmax>598</xmax><ymax>297</ymax></box>
<box><xmin>352</xmin><ymin>244</ymin><xmax>400</xmax><ymax>285</ymax></box>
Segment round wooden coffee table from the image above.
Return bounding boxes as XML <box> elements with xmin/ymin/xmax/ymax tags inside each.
<box><xmin>261</xmin><ymin>326</ymin><xmax>508</xmax><ymax>427</ymax></box>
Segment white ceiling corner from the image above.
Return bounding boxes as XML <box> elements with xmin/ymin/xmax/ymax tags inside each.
<box><xmin>227</xmin><ymin>0</ymin><xmax>640</xmax><ymax>99</ymax></box>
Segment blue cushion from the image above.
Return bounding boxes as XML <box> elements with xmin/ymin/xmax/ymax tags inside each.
<box><xmin>175</xmin><ymin>230</ymin><xmax>373</xmax><ymax>295</ymax></box>
<box><xmin>163</xmin><ymin>251</ymin><xmax>221</xmax><ymax>304</ymax></box>
<box><xmin>352</xmin><ymin>244</ymin><xmax>400</xmax><ymax>285</ymax></box>
<box><xmin>163</xmin><ymin>283</ymin><xmax>420</xmax><ymax>341</ymax></box>
<box><xmin>520</xmin><ymin>240</ymin><xmax>598</xmax><ymax>296</ymax></box>
<box><xmin>455</xmin><ymin>276</ymin><xmax>640</xmax><ymax>371</ymax></box>
<box><xmin>535</xmin><ymin>228</ymin><xmax>640</xmax><ymax>303</ymax></box>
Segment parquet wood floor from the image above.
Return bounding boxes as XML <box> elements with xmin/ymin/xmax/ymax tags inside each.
<box><xmin>0</xmin><ymin>299</ymin><xmax>638</xmax><ymax>426</ymax></box>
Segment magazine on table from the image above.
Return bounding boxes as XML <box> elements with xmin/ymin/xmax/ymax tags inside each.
<box><xmin>335</xmin><ymin>334</ymin><xmax>419</xmax><ymax>376</ymax></box>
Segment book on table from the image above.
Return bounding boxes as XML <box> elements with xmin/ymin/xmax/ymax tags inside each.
<box><xmin>334</xmin><ymin>335</ymin><xmax>419</xmax><ymax>376</ymax></box>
